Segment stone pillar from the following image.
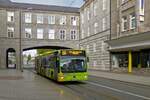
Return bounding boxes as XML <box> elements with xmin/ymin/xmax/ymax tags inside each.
<box><xmin>0</xmin><ymin>48</ymin><xmax>7</xmax><ymax>69</ymax></box>
<box><xmin>16</xmin><ymin>48</ymin><xmax>23</xmax><ymax>71</ymax></box>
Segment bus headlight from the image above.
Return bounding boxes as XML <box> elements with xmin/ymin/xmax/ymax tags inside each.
<box><xmin>84</xmin><ymin>75</ymin><xmax>87</xmax><ymax>79</ymax></box>
<box><xmin>60</xmin><ymin>76</ymin><xmax>64</xmax><ymax>80</ymax></box>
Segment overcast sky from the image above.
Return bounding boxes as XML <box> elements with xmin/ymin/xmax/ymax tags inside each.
<box><xmin>11</xmin><ymin>0</ymin><xmax>84</xmax><ymax>7</ymax></box>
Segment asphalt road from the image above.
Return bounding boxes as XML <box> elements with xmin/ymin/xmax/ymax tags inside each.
<box><xmin>57</xmin><ymin>75</ymin><xmax>150</xmax><ymax>100</ymax></box>
<box><xmin>0</xmin><ymin>69</ymin><xmax>150</xmax><ymax>100</ymax></box>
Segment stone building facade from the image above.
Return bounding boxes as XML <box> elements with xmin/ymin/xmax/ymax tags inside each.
<box><xmin>0</xmin><ymin>0</ymin><xmax>80</xmax><ymax>69</ymax></box>
<box><xmin>79</xmin><ymin>0</ymin><xmax>110</xmax><ymax>70</ymax></box>
<box><xmin>108</xmin><ymin>0</ymin><xmax>150</xmax><ymax>72</ymax></box>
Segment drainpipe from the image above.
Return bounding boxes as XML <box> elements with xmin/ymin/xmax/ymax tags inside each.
<box><xmin>109</xmin><ymin>0</ymin><xmax>112</xmax><ymax>71</ymax></box>
<box><xmin>19</xmin><ymin>10</ymin><xmax>23</xmax><ymax>72</ymax></box>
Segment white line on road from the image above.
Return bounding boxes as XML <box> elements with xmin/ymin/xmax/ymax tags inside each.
<box><xmin>87</xmin><ymin>81</ymin><xmax>150</xmax><ymax>100</ymax></box>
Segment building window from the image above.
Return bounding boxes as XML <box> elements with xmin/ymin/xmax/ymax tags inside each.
<box><xmin>121</xmin><ymin>16</ymin><xmax>127</xmax><ymax>32</ymax></box>
<box><xmin>102</xmin><ymin>18</ymin><xmax>106</xmax><ymax>31</ymax></box>
<box><xmin>59</xmin><ymin>30</ymin><xmax>66</xmax><ymax>40</ymax></box>
<box><xmin>102</xmin><ymin>0</ymin><xmax>106</xmax><ymax>11</ymax></box>
<box><xmin>48</xmin><ymin>15</ymin><xmax>55</xmax><ymax>24</ymax></box>
<box><xmin>37</xmin><ymin>29</ymin><xmax>43</xmax><ymax>39</ymax></box>
<box><xmin>139</xmin><ymin>0</ymin><xmax>145</xmax><ymax>16</ymax></box>
<box><xmin>25</xmin><ymin>13</ymin><xmax>32</xmax><ymax>23</ymax></box>
<box><xmin>94</xmin><ymin>2</ymin><xmax>97</xmax><ymax>16</ymax></box>
<box><xmin>7</xmin><ymin>27</ymin><xmax>14</xmax><ymax>38</ymax></box>
<box><xmin>70</xmin><ymin>30</ymin><xmax>76</xmax><ymax>40</ymax></box>
<box><xmin>7</xmin><ymin>12</ymin><xmax>14</xmax><ymax>22</ymax></box>
<box><xmin>60</xmin><ymin>16</ymin><xmax>66</xmax><ymax>25</ymax></box>
<box><xmin>130</xmin><ymin>14</ymin><xmax>136</xmax><ymax>29</ymax></box>
<box><xmin>49</xmin><ymin>29</ymin><xmax>55</xmax><ymax>39</ymax></box>
<box><xmin>25</xmin><ymin>28</ymin><xmax>32</xmax><ymax>38</ymax></box>
<box><xmin>37</xmin><ymin>14</ymin><xmax>43</xmax><ymax>24</ymax></box>
<box><xmin>71</xmin><ymin>16</ymin><xmax>77</xmax><ymax>26</ymax></box>
<box><xmin>93</xmin><ymin>43</ymin><xmax>96</xmax><ymax>52</ymax></box>
<box><xmin>94</xmin><ymin>22</ymin><xmax>98</xmax><ymax>34</ymax></box>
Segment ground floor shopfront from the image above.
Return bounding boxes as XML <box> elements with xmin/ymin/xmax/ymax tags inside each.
<box><xmin>111</xmin><ymin>50</ymin><xmax>150</xmax><ymax>73</ymax></box>
<box><xmin>107</xmin><ymin>32</ymin><xmax>150</xmax><ymax>73</ymax></box>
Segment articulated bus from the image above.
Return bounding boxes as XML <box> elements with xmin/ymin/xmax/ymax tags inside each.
<box><xmin>35</xmin><ymin>49</ymin><xmax>88</xmax><ymax>82</ymax></box>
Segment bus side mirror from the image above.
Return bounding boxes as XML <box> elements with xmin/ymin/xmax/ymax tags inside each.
<box><xmin>87</xmin><ymin>57</ymin><xmax>89</xmax><ymax>62</ymax></box>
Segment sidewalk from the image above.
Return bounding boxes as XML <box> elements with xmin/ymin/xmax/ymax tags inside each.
<box><xmin>89</xmin><ymin>69</ymin><xmax>150</xmax><ymax>86</ymax></box>
<box><xmin>0</xmin><ymin>69</ymin><xmax>81</xmax><ymax>100</ymax></box>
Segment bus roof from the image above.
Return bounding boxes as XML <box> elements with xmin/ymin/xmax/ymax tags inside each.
<box><xmin>36</xmin><ymin>49</ymin><xmax>85</xmax><ymax>57</ymax></box>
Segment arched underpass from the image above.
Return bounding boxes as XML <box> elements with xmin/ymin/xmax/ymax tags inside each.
<box><xmin>22</xmin><ymin>46</ymin><xmax>72</xmax><ymax>69</ymax></box>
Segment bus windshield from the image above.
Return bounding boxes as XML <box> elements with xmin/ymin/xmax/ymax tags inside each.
<box><xmin>60</xmin><ymin>56</ymin><xmax>86</xmax><ymax>73</ymax></box>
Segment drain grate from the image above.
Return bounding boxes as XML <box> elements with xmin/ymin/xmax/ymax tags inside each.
<box><xmin>0</xmin><ymin>76</ymin><xmax>23</xmax><ymax>80</ymax></box>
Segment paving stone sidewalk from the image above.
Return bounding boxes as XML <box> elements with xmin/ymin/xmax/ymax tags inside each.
<box><xmin>89</xmin><ymin>69</ymin><xmax>150</xmax><ymax>86</ymax></box>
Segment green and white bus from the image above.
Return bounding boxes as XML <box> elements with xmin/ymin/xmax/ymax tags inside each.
<box><xmin>35</xmin><ymin>49</ymin><xmax>88</xmax><ymax>82</ymax></box>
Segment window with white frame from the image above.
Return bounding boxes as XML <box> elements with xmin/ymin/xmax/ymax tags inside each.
<box><xmin>25</xmin><ymin>13</ymin><xmax>32</xmax><ymax>23</ymax></box>
<box><xmin>59</xmin><ymin>30</ymin><xmax>66</xmax><ymax>40</ymax></box>
<box><xmin>60</xmin><ymin>16</ymin><xmax>66</xmax><ymax>25</ymax></box>
<box><xmin>71</xmin><ymin>16</ymin><xmax>77</xmax><ymax>26</ymax></box>
<box><xmin>7</xmin><ymin>12</ymin><xmax>14</xmax><ymax>22</ymax></box>
<box><xmin>48</xmin><ymin>29</ymin><xmax>55</xmax><ymax>39</ymax></box>
<box><xmin>121</xmin><ymin>16</ymin><xmax>127</xmax><ymax>31</ymax></box>
<box><xmin>37</xmin><ymin>29</ymin><xmax>43</xmax><ymax>39</ymax></box>
<box><xmin>25</xmin><ymin>28</ymin><xmax>32</xmax><ymax>38</ymax></box>
<box><xmin>102</xmin><ymin>18</ymin><xmax>106</xmax><ymax>31</ymax></box>
<box><xmin>87</xmin><ymin>27</ymin><xmax>90</xmax><ymax>37</ymax></box>
<box><xmin>94</xmin><ymin>22</ymin><xmax>98</xmax><ymax>34</ymax></box>
<box><xmin>48</xmin><ymin>15</ymin><xmax>55</xmax><ymax>24</ymax></box>
<box><xmin>94</xmin><ymin>2</ymin><xmax>97</xmax><ymax>16</ymax></box>
<box><xmin>7</xmin><ymin>27</ymin><xmax>14</xmax><ymax>38</ymax></box>
<box><xmin>37</xmin><ymin>14</ymin><xmax>43</xmax><ymax>24</ymax></box>
<box><xmin>102</xmin><ymin>0</ymin><xmax>106</xmax><ymax>11</ymax></box>
<box><xmin>130</xmin><ymin>14</ymin><xmax>136</xmax><ymax>29</ymax></box>
<box><xmin>93</xmin><ymin>43</ymin><xmax>96</xmax><ymax>52</ymax></box>
<box><xmin>70</xmin><ymin>30</ymin><xmax>76</xmax><ymax>40</ymax></box>
<box><xmin>139</xmin><ymin>0</ymin><xmax>144</xmax><ymax>15</ymax></box>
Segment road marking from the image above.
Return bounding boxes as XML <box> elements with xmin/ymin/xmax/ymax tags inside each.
<box><xmin>87</xmin><ymin>81</ymin><xmax>150</xmax><ymax>100</ymax></box>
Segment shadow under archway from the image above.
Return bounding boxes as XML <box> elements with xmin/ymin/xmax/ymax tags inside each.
<box><xmin>23</xmin><ymin>46</ymin><xmax>71</xmax><ymax>51</ymax></box>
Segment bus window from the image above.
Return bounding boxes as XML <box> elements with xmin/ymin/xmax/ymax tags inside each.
<box><xmin>60</xmin><ymin>56</ymin><xmax>86</xmax><ymax>73</ymax></box>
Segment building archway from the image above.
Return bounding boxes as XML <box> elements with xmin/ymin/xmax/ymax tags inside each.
<box><xmin>6</xmin><ymin>48</ymin><xmax>16</xmax><ymax>69</ymax></box>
